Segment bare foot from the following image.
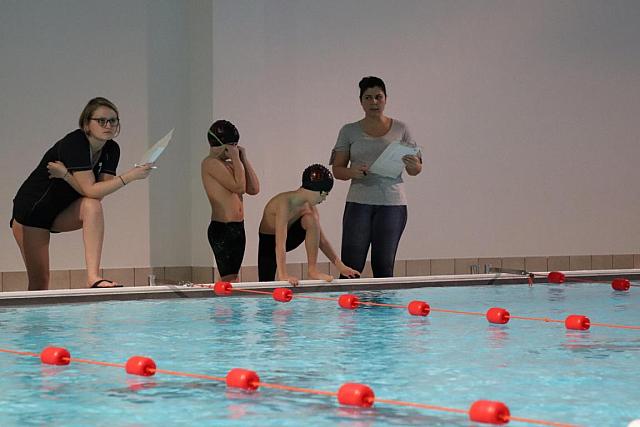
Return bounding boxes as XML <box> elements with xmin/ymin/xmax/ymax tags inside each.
<box><xmin>308</xmin><ymin>270</ymin><xmax>334</xmax><ymax>282</ymax></box>
<box><xmin>278</xmin><ymin>274</ymin><xmax>300</xmax><ymax>287</ymax></box>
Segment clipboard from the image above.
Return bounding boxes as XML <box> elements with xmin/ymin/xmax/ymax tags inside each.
<box><xmin>136</xmin><ymin>128</ymin><xmax>174</xmax><ymax>166</ymax></box>
<box><xmin>368</xmin><ymin>141</ymin><xmax>420</xmax><ymax>178</ymax></box>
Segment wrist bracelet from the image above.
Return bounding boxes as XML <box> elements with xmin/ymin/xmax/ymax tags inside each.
<box><xmin>119</xmin><ymin>176</ymin><xmax>127</xmax><ymax>186</ymax></box>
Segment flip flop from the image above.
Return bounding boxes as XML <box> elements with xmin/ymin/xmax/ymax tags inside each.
<box><xmin>90</xmin><ymin>279</ymin><xmax>123</xmax><ymax>288</ymax></box>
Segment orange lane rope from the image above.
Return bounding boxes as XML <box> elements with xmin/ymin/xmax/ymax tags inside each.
<box><xmin>234</xmin><ymin>288</ymin><xmax>337</xmax><ymax>302</ymax></box>
<box><xmin>588</xmin><ymin>322</ymin><xmax>640</xmax><ymax>330</ymax></box>
<box><xmin>257</xmin><ymin>381</ymin><xmax>337</xmax><ymax>397</ymax></box>
<box><xmin>0</xmin><ymin>348</ymin><xmax>39</xmax><ymax>357</ymax></box>
<box><xmin>530</xmin><ymin>272</ymin><xmax>639</xmax><ymax>288</ymax></box>
<box><xmin>0</xmin><ymin>346</ymin><xmax>579</xmax><ymax>427</ymax></box>
<box><xmin>219</xmin><ymin>285</ymin><xmax>639</xmax><ymax>331</ymax></box>
<box><xmin>374</xmin><ymin>398</ymin><xmax>576</xmax><ymax>427</ymax></box>
<box><xmin>506</xmin><ymin>314</ymin><xmax>640</xmax><ymax>330</ymax></box>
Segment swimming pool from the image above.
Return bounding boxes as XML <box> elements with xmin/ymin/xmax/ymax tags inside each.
<box><xmin>1</xmin><ymin>280</ymin><xmax>638</xmax><ymax>426</ymax></box>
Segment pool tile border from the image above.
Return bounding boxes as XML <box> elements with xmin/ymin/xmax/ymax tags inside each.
<box><xmin>1</xmin><ymin>269</ymin><xmax>639</xmax><ymax>307</ymax></box>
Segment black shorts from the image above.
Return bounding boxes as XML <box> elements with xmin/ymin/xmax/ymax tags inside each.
<box><xmin>11</xmin><ymin>196</ymin><xmax>74</xmax><ymax>231</ymax></box>
<box><xmin>257</xmin><ymin>218</ymin><xmax>306</xmax><ymax>281</ymax></box>
<box><xmin>207</xmin><ymin>220</ymin><xmax>246</xmax><ymax>278</ymax></box>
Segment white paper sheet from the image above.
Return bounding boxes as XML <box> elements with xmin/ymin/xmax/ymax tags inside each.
<box><xmin>368</xmin><ymin>142</ymin><xmax>420</xmax><ymax>178</ymax></box>
<box><xmin>136</xmin><ymin>128</ymin><xmax>174</xmax><ymax>166</ymax></box>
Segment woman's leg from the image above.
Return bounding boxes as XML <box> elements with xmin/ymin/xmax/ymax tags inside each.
<box><xmin>51</xmin><ymin>197</ymin><xmax>108</xmax><ymax>286</ymax></box>
<box><xmin>12</xmin><ymin>220</ymin><xmax>51</xmax><ymax>290</ymax></box>
<box><xmin>340</xmin><ymin>202</ymin><xmax>373</xmax><ymax>276</ymax></box>
<box><xmin>370</xmin><ymin>205</ymin><xmax>407</xmax><ymax>278</ymax></box>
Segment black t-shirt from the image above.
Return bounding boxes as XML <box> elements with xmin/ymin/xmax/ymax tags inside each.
<box><xmin>13</xmin><ymin>129</ymin><xmax>120</xmax><ymax>224</ymax></box>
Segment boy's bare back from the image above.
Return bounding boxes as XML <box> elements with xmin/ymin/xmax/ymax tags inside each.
<box><xmin>259</xmin><ymin>191</ymin><xmax>313</xmax><ymax>234</ymax></box>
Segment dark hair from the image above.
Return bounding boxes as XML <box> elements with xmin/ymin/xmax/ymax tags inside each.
<box><xmin>78</xmin><ymin>97</ymin><xmax>120</xmax><ymax>134</ymax></box>
<box><xmin>359</xmin><ymin>76</ymin><xmax>387</xmax><ymax>99</ymax></box>
<box><xmin>302</xmin><ymin>164</ymin><xmax>334</xmax><ymax>193</ymax></box>
<box><xmin>208</xmin><ymin>120</ymin><xmax>239</xmax><ymax>147</ymax></box>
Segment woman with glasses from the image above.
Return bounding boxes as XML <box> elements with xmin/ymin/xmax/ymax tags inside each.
<box><xmin>10</xmin><ymin>97</ymin><xmax>154</xmax><ymax>290</ymax></box>
<box><xmin>330</xmin><ymin>76</ymin><xmax>422</xmax><ymax>278</ymax></box>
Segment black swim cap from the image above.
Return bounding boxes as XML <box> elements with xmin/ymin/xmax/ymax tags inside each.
<box><xmin>208</xmin><ymin>120</ymin><xmax>239</xmax><ymax>146</ymax></box>
<box><xmin>302</xmin><ymin>164</ymin><xmax>334</xmax><ymax>193</ymax></box>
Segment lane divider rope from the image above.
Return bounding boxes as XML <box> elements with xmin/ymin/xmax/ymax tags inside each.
<box><xmin>213</xmin><ymin>282</ymin><xmax>639</xmax><ymax>331</ymax></box>
<box><xmin>0</xmin><ymin>346</ymin><xmax>579</xmax><ymax>427</ymax></box>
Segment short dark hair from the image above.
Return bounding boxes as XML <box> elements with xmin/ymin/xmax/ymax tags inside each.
<box><xmin>78</xmin><ymin>97</ymin><xmax>119</xmax><ymax>130</ymax></box>
<box><xmin>359</xmin><ymin>76</ymin><xmax>387</xmax><ymax>99</ymax></box>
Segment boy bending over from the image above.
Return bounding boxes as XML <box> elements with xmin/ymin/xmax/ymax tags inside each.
<box><xmin>258</xmin><ymin>164</ymin><xmax>359</xmax><ymax>286</ymax></box>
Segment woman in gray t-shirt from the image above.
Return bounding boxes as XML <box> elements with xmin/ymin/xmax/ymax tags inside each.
<box><xmin>330</xmin><ymin>76</ymin><xmax>422</xmax><ymax>278</ymax></box>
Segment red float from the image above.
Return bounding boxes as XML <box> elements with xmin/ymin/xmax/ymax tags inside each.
<box><xmin>40</xmin><ymin>346</ymin><xmax>71</xmax><ymax>366</ymax></box>
<box><xmin>337</xmin><ymin>383</ymin><xmax>375</xmax><ymax>408</ymax></box>
<box><xmin>273</xmin><ymin>288</ymin><xmax>293</xmax><ymax>302</ymax></box>
<box><xmin>226</xmin><ymin>368</ymin><xmax>260</xmax><ymax>391</ymax></box>
<box><xmin>213</xmin><ymin>281</ymin><xmax>233</xmax><ymax>296</ymax></box>
<box><xmin>469</xmin><ymin>400</ymin><xmax>510</xmax><ymax>424</ymax></box>
<box><xmin>407</xmin><ymin>300</ymin><xmax>430</xmax><ymax>316</ymax></box>
<box><xmin>547</xmin><ymin>271</ymin><xmax>566</xmax><ymax>284</ymax></box>
<box><xmin>611</xmin><ymin>278</ymin><xmax>630</xmax><ymax>291</ymax></box>
<box><xmin>565</xmin><ymin>314</ymin><xmax>590</xmax><ymax>330</ymax></box>
<box><xmin>338</xmin><ymin>294</ymin><xmax>359</xmax><ymax>309</ymax></box>
<box><xmin>486</xmin><ymin>307</ymin><xmax>510</xmax><ymax>324</ymax></box>
<box><xmin>125</xmin><ymin>356</ymin><xmax>157</xmax><ymax>376</ymax></box>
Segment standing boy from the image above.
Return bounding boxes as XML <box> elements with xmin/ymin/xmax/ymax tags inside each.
<box><xmin>202</xmin><ymin>120</ymin><xmax>260</xmax><ymax>282</ymax></box>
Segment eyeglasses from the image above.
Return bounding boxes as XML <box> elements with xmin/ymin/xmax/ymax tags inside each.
<box><xmin>90</xmin><ymin>117</ymin><xmax>120</xmax><ymax>128</ymax></box>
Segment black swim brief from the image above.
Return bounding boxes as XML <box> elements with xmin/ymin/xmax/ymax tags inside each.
<box><xmin>257</xmin><ymin>217</ymin><xmax>306</xmax><ymax>281</ymax></box>
<box><xmin>207</xmin><ymin>220</ymin><xmax>246</xmax><ymax>278</ymax></box>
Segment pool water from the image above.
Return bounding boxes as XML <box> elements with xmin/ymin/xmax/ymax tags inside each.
<box><xmin>1</xmin><ymin>282</ymin><xmax>639</xmax><ymax>426</ymax></box>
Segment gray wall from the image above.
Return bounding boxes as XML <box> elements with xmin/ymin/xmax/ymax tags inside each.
<box><xmin>1</xmin><ymin>1</ymin><xmax>639</xmax><ymax>273</ymax></box>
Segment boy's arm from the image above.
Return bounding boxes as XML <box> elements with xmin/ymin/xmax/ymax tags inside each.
<box><xmin>238</xmin><ymin>146</ymin><xmax>260</xmax><ymax>195</ymax></box>
<box><xmin>203</xmin><ymin>153</ymin><xmax>246</xmax><ymax>194</ymax></box>
<box><xmin>317</xmin><ymin>211</ymin><xmax>361</xmax><ymax>279</ymax></box>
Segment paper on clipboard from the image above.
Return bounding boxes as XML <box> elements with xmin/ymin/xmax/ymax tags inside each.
<box><xmin>136</xmin><ymin>128</ymin><xmax>174</xmax><ymax>166</ymax></box>
<box><xmin>368</xmin><ymin>141</ymin><xmax>420</xmax><ymax>178</ymax></box>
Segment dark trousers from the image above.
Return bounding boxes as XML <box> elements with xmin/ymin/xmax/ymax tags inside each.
<box><xmin>340</xmin><ymin>202</ymin><xmax>407</xmax><ymax>278</ymax></box>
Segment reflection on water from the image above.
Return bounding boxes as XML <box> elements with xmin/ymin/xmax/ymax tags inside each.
<box><xmin>563</xmin><ymin>333</ymin><xmax>640</xmax><ymax>358</ymax></box>
<box><xmin>353</xmin><ymin>290</ymin><xmax>398</xmax><ymax>306</ymax></box>
<box><xmin>546</xmin><ymin>286</ymin><xmax>567</xmax><ymax>302</ymax></box>
<box><xmin>271</xmin><ymin>308</ymin><xmax>293</xmax><ymax>327</ymax></box>
<box><xmin>486</xmin><ymin>325</ymin><xmax>510</xmax><ymax>349</ymax></box>
<box><xmin>125</xmin><ymin>378</ymin><xmax>158</xmax><ymax>392</ymax></box>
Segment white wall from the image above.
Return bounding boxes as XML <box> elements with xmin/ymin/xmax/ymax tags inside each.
<box><xmin>146</xmin><ymin>1</ymin><xmax>192</xmax><ymax>267</ymax></box>
<box><xmin>196</xmin><ymin>0</ymin><xmax>640</xmax><ymax>267</ymax></box>
<box><xmin>2</xmin><ymin>1</ymin><xmax>639</xmax><ymax>273</ymax></box>
<box><xmin>0</xmin><ymin>0</ymin><xmax>194</xmax><ymax>271</ymax></box>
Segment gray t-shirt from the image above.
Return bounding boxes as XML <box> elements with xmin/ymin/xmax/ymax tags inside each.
<box><xmin>331</xmin><ymin>119</ymin><xmax>418</xmax><ymax>205</ymax></box>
